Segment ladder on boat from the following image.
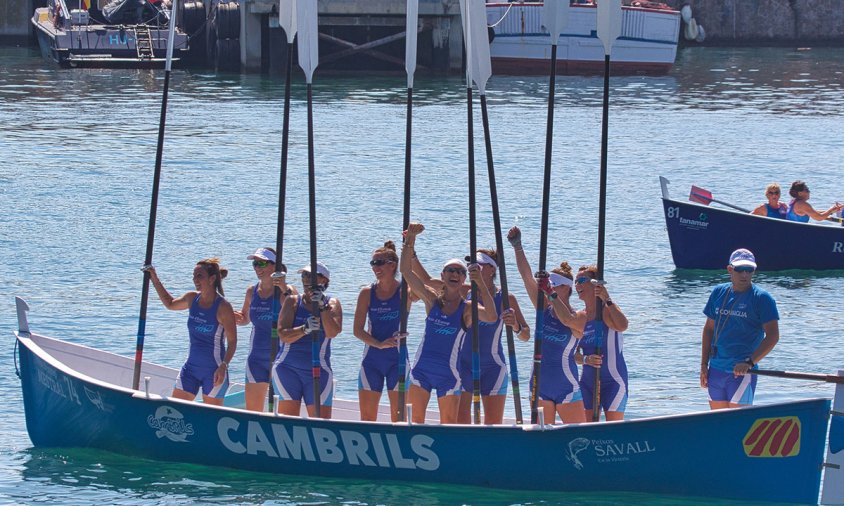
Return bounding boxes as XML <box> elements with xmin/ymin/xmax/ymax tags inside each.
<box><xmin>135</xmin><ymin>26</ymin><xmax>154</xmax><ymax>59</ymax></box>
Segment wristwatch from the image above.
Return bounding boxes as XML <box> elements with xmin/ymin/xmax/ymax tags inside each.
<box><xmin>744</xmin><ymin>357</ymin><xmax>755</xmax><ymax>367</ymax></box>
<box><xmin>605</xmin><ymin>299</ymin><xmax>614</xmax><ymax>307</ymax></box>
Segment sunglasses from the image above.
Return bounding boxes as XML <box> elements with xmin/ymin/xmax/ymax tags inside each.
<box><xmin>444</xmin><ymin>266</ymin><xmax>467</xmax><ymax>275</ymax></box>
<box><xmin>252</xmin><ymin>260</ymin><xmax>270</xmax><ymax>268</ymax></box>
<box><xmin>766</xmin><ymin>191</ymin><xmax>780</xmax><ymax>195</ymax></box>
<box><xmin>733</xmin><ymin>265</ymin><xmax>755</xmax><ymax>273</ymax></box>
<box><xmin>370</xmin><ymin>259</ymin><xmax>394</xmax><ymax>267</ymax></box>
<box><xmin>574</xmin><ymin>276</ymin><xmax>591</xmax><ymax>285</ymax></box>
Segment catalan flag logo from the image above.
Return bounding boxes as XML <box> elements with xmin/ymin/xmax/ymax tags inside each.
<box><xmin>743</xmin><ymin>416</ymin><xmax>801</xmax><ymax>458</ymax></box>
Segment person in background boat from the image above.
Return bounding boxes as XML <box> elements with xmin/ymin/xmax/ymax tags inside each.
<box><xmin>507</xmin><ymin>226</ymin><xmax>586</xmax><ymax>425</ymax></box>
<box><xmin>144</xmin><ymin>259</ymin><xmax>237</xmax><ymax>406</ymax></box>
<box><xmin>700</xmin><ymin>249</ymin><xmax>779</xmax><ymax>409</ymax></box>
<box><xmin>353</xmin><ymin>241</ymin><xmax>412</xmax><ymax>422</ymax></box>
<box><xmin>234</xmin><ymin>247</ymin><xmax>297</xmax><ymax>412</ymax></box>
<box><xmin>750</xmin><ymin>183</ymin><xmax>787</xmax><ymax>219</ymax></box>
<box><xmin>785</xmin><ymin>180</ymin><xmax>843</xmax><ymax>223</ymax></box>
<box><xmin>400</xmin><ymin>223</ymin><xmax>499</xmax><ymax>424</ymax></box>
<box><xmin>275</xmin><ymin>261</ymin><xmax>342</xmax><ymax>419</ymax></box>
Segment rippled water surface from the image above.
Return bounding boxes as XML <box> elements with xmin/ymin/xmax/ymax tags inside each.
<box><xmin>1</xmin><ymin>45</ymin><xmax>843</xmax><ymax>504</ymax></box>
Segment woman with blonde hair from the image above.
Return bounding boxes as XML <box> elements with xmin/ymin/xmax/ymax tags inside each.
<box><xmin>751</xmin><ymin>183</ymin><xmax>787</xmax><ymax>219</ymax></box>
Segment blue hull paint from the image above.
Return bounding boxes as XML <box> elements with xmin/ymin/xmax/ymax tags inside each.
<box><xmin>18</xmin><ymin>334</ymin><xmax>829</xmax><ymax>503</ymax></box>
<box><xmin>662</xmin><ymin>197</ymin><xmax>844</xmax><ymax>271</ymax></box>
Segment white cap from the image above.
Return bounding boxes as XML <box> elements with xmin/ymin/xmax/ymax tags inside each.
<box><xmin>549</xmin><ymin>272</ymin><xmax>573</xmax><ymax>288</ymax></box>
<box><xmin>442</xmin><ymin>258</ymin><xmax>467</xmax><ymax>271</ymax></box>
<box><xmin>298</xmin><ymin>261</ymin><xmax>330</xmax><ymax>280</ymax></box>
<box><xmin>729</xmin><ymin>248</ymin><xmax>757</xmax><ymax>269</ymax></box>
<box><xmin>475</xmin><ymin>252</ymin><xmax>498</xmax><ymax>270</ymax></box>
<box><xmin>247</xmin><ymin>248</ymin><xmax>276</xmax><ymax>263</ymax></box>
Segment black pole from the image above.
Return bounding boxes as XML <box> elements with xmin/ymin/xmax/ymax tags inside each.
<box><xmin>269</xmin><ymin>41</ymin><xmax>295</xmax><ymax>412</ymax></box>
<box><xmin>531</xmin><ymin>43</ymin><xmax>558</xmax><ymax>424</ymax></box>
<box><xmin>479</xmin><ymin>94</ymin><xmax>522</xmax><ymax>425</ymax></box>
<box><xmin>467</xmin><ymin>85</ymin><xmax>481</xmax><ymax>425</ymax></box>
<box><xmin>306</xmin><ymin>82</ymin><xmax>322</xmax><ymax>418</ymax></box>
<box><xmin>397</xmin><ymin>86</ymin><xmax>412</xmax><ymax>422</ymax></box>
<box><xmin>593</xmin><ymin>52</ymin><xmax>611</xmax><ymax>422</ymax></box>
<box><xmin>133</xmin><ymin>47</ymin><xmax>174</xmax><ymax>391</ymax></box>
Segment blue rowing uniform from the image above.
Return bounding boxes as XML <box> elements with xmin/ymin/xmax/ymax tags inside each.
<box><xmin>246</xmin><ymin>285</ymin><xmax>278</xmax><ymax>384</ymax></box>
<box><xmin>765</xmin><ymin>203</ymin><xmax>787</xmax><ymax>219</ymax></box>
<box><xmin>358</xmin><ymin>283</ymin><xmax>408</xmax><ymax>392</ymax></box>
<box><xmin>410</xmin><ymin>300</ymin><xmax>466</xmax><ymax>398</ymax></box>
<box><xmin>531</xmin><ymin>306</ymin><xmax>581</xmax><ymax>404</ymax></box>
<box><xmin>272</xmin><ymin>295</ymin><xmax>333</xmax><ymax>407</ymax></box>
<box><xmin>786</xmin><ymin>200</ymin><xmax>809</xmax><ymax>222</ymax></box>
<box><xmin>579</xmin><ymin>318</ymin><xmax>628</xmax><ymax>413</ymax></box>
<box><xmin>175</xmin><ymin>294</ymin><xmax>228</xmax><ymax>398</ymax></box>
<box><xmin>458</xmin><ymin>291</ymin><xmax>509</xmax><ymax>397</ymax></box>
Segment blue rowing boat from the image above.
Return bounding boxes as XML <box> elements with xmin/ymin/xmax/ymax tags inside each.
<box><xmin>660</xmin><ymin>176</ymin><xmax>844</xmax><ymax>271</ymax></box>
<box><xmin>14</xmin><ymin>297</ymin><xmax>844</xmax><ymax>503</ymax></box>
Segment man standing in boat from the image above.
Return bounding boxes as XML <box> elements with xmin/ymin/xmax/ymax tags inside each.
<box><xmin>700</xmin><ymin>249</ymin><xmax>780</xmax><ymax>409</ymax></box>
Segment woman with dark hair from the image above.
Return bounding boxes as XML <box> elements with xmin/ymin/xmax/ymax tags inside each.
<box><xmin>786</xmin><ymin>180</ymin><xmax>843</xmax><ymax>222</ymax></box>
<box><xmin>353</xmin><ymin>241</ymin><xmax>411</xmax><ymax>421</ymax></box>
<box><xmin>145</xmin><ymin>258</ymin><xmax>237</xmax><ymax>406</ymax></box>
<box><xmin>234</xmin><ymin>247</ymin><xmax>296</xmax><ymax>412</ymax></box>
<box><xmin>400</xmin><ymin>223</ymin><xmax>498</xmax><ymax>424</ymax></box>
<box><xmin>508</xmin><ymin>226</ymin><xmax>585</xmax><ymax>425</ymax></box>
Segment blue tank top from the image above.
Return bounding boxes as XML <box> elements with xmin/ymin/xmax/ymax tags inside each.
<box><xmin>765</xmin><ymin>203</ymin><xmax>787</xmax><ymax>219</ymax></box>
<box><xmin>248</xmin><ymin>284</ymin><xmax>277</xmax><ymax>357</ymax></box>
<box><xmin>186</xmin><ymin>295</ymin><xmax>226</xmax><ymax>368</ymax></box>
<box><xmin>414</xmin><ymin>300</ymin><xmax>467</xmax><ymax>369</ymax></box>
<box><xmin>276</xmin><ymin>295</ymin><xmax>331</xmax><ymax>370</ymax></box>
<box><xmin>363</xmin><ymin>283</ymin><xmax>402</xmax><ymax>361</ymax></box>
<box><xmin>459</xmin><ymin>291</ymin><xmax>505</xmax><ymax>369</ymax></box>
<box><xmin>540</xmin><ymin>306</ymin><xmax>578</xmax><ymax>373</ymax></box>
<box><xmin>580</xmin><ymin>318</ymin><xmax>627</xmax><ymax>381</ymax></box>
<box><xmin>786</xmin><ymin>200</ymin><xmax>809</xmax><ymax>223</ymax></box>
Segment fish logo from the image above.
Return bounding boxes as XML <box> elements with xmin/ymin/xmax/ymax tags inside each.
<box><xmin>566</xmin><ymin>438</ymin><xmax>591</xmax><ymax>470</ymax></box>
<box><xmin>743</xmin><ymin>416</ymin><xmax>801</xmax><ymax>457</ymax></box>
<box><xmin>147</xmin><ymin>406</ymin><xmax>195</xmax><ymax>443</ymax></box>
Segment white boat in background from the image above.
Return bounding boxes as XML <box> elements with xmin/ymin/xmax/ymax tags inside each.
<box><xmin>486</xmin><ymin>1</ymin><xmax>680</xmax><ymax>75</ymax></box>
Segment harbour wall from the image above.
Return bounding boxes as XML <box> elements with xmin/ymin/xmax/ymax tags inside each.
<box><xmin>0</xmin><ymin>0</ymin><xmax>34</xmax><ymax>43</ymax></box>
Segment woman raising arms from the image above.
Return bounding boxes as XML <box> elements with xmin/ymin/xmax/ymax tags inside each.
<box><xmin>507</xmin><ymin>226</ymin><xmax>586</xmax><ymax>425</ymax></box>
<box><xmin>145</xmin><ymin>258</ymin><xmax>237</xmax><ymax>406</ymax></box>
<box><xmin>353</xmin><ymin>241</ymin><xmax>411</xmax><ymax>422</ymax></box>
<box><xmin>234</xmin><ymin>247</ymin><xmax>296</xmax><ymax>412</ymax></box>
<box><xmin>400</xmin><ymin>223</ymin><xmax>498</xmax><ymax>424</ymax></box>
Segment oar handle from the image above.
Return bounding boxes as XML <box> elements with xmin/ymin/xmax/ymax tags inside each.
<box><xmin>750</xmin><ymin>369</ymin><xmax>844</xmax><ymax>384</ymax></box>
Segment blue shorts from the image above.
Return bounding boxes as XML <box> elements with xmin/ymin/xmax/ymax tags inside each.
<box><xmin>358</xmin><ymin>356</ymin><xmax>409</xmax><ymax>392</ymax></box>
<box><xmin>272</xmin><ymin>363</ymin><xmax>334</xmax><ymax>407</ymax></box>
<box><xmin>532</xmin><ymin>373</ymin><xmax>582</xmax><ymax>405</ymax></box>
<box><xmin>460</xmin><ymin>364</ymin><xmax>509</xmax><ymax>397</ymax></box>
<box><xmin>708</xmin><ymin>367</ymin><xmax>756</xmax><ymax>405</ymax></box>
<box><xmin>580</xmin><ymin>375</ymin><xmax>627</xmax><ymax>413</ymax></box>
<box><xmin>175</xmin><ymin>363</ymin><xmax>228</xmax><ymax>399</ymax></box>
<box><xmin>246</xmin><ymin>348</ymin><xmax>272</xmax><ymax>384</ymax></box>
<box><xmin>410</xmin><ymin>366</ymin><xmax>461</xmax><ymax>398</ymax></box>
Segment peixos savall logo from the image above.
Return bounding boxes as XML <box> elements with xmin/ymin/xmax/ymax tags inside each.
<box><xmin>148</xmin><ymin>406</ymin><xmax>195</xmax><ymax>442</ymax></box>
<box><xmin>565</xmin><ymin>437</ymin><xmax>656</xmax><ymax>468</ymax></box>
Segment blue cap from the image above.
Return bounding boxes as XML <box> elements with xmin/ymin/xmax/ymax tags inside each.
<box><xmin>729</xmin><ymin>248</ymin><xmax>757</xmax><ymax>269</ymax></box>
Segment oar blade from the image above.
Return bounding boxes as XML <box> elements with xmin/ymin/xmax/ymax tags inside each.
<box><xmin>405</xmin><ymin>0</ymin><xmax>419</xmax><ymax>88</ymax></box>
<box><xmin>689</xmin><ymin>185</ymin><xmax>713</xmax><ymax>205</ymax></box>
<box><xmin>459</xmin><ymin>0</ymin><xmax>491</xmax><ymax>93</ymax></box>
<box><xmin>296</xmin><ymin>0</ymin><xmax>318</xmax><ymax>83</ymax></box>
<box><xmin>279</xmin><ymin>0</ymin><xmax>297</xmax><ymax>44</ymax></box>
<box><xmin>596</xmin><ymin>0</ymin><xmax>622</xmax><ymax>55</ymax></box>
<box><xmin>541</xmin><ymin>0</ymin><xmax>570</xmax><ymax>46</ymax></box>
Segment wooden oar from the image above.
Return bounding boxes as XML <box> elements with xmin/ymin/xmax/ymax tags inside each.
<box><xmin>592</xmin><ymin>0</ymin><xmax>622</xmax><ymax>422</ymax></box>
<box><xmin>459</xmin><ymin>0</ymin><xmax>482</xmax><ymax>424</ymax></box>
<box><xmin>269</xmin><ymin>0</ymin><xmax>297</xmax><ymax>412</ymax></box>
<box><xmin>691</xmin><ymin>185</ymin><xmax>844</xmax><ymax>224</ymax></box>
<box><xmin>296</xmin><ymin>0</ymin><xmax>322</xmax><ymax>418</ymax></box>
<box><xmin>529</xmin><ymin>0</ymin><xmax>569</xmax><ymax>425</ymax></box>
<box><xmin>466</xmin><ymin>0</ymin><xmax>524</xmax><ymax>424</ymax></box>
<box><xmin>397</xmin><ymin>0</ymin><xmax>419</xmax><ymax>423</ymax></box>
<box><xmin>750</xmin><ymin>369</ymin><xmax>844</xmax><ymax>384</ymax></box>
<box><xmin>132</xmin><ymin>1</ymin><xmax>180</xmax><ymax>390</ymax></box>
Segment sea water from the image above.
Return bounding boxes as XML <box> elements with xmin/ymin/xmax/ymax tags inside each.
<box><xmin>0</xmin><ymin>45</ymin><xmax>843</xmax><ymax>504</ymax></box>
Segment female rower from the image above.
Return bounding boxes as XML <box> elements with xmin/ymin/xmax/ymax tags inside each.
<box><xmin>786</xmin><ymin>180</ymin><xmax>843</xmax><ymax>223</ymax></box>
<box><xmin>234</xmin><ymin>247</ymin><xmax>296</xmax><ymax>412</ymax></box>
<box><xmin>274</xmin><ymin>261</ymin><xmax>342</xmax><ymax>419</ymax></box>
<box><xmin>400</xmin><ymin>223</ymin><xmax>498</xmax><ymax>424</ymax></box>
<box><xmin>572</xmin><ymin>265</ymin><xmax>629</xmax><ymax>422</ymax></box>
<box><xmin>751</xmin><ymin>183</ymin><xmax>787</xmax><ymax>219</ymax></box>
<box><xmin>353</xmin><ymin>241</ymin><xmax>411</xmax><ymax>422</ymax></box>
<box><xmin>145</xmin><ymin>259</ymin><xmax>237</xmax><ymax>406</ymax></box>
<box><xmin>507</xmin><ymin>226</ymin><xmax>586</xmax><ymax>425</ymax></box>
